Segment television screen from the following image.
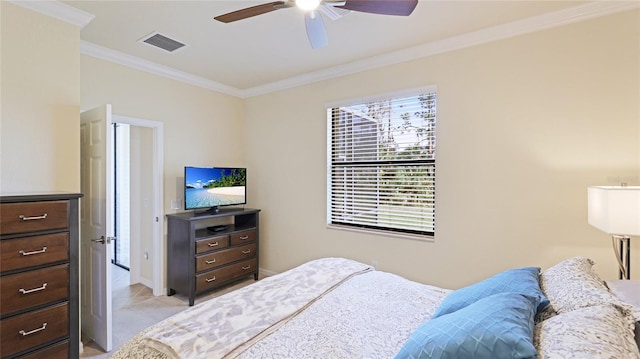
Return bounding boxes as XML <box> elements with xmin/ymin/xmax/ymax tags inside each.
<box><xmin>184</xmin><ymin>167</ymin><xmax>246</xmax><ymax>211</ymax></box>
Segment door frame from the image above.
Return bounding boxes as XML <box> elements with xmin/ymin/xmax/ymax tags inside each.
<box><xmin>112</xmin><ymin>114</ymin><xmax>164</xmax><ymax>296</ymax></box>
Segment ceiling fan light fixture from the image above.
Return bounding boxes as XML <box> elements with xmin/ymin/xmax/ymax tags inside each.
<box><xmin>296</xmin><ymin>0</ymin><xmax>321</xmax><ymax>11</ymax></box>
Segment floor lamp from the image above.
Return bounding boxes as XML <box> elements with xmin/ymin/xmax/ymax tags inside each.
<box><xmin>587</xmin><ymin>185</ymin><xmax>640</xmax><ymax>280</ymax></box>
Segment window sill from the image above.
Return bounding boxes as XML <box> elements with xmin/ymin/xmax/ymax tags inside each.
<box><xmin>327</xmin><ymin>224</ymin><xmax>434</xmax><ymax>242</ymax></box>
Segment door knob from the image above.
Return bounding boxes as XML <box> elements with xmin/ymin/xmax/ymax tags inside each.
<box><xmin>91</xmin><ymin>236</ymin><xmax>115</xmax><ymax>244</ymax></box>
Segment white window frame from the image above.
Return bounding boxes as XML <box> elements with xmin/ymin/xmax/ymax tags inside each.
<box><xmin>326</xmin><ymin>87</ymin><xmax>437</xmax><ymax>240</ymax></box>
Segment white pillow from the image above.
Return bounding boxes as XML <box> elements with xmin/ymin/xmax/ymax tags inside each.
<box><xmin>534</xmin><ymin>304</ymin><xmax>639</xmax><ymax>359</ymax></box>
<box><xmin>539</xmin><ymin>256</ymin><xmax>630</xmax><ymax>314</ymax></box>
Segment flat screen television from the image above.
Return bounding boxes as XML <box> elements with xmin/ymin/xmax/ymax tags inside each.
<box><xmin>184</xmin><ymin>166</ymin><xmax>246</xmax><ymax>212</ymax></box>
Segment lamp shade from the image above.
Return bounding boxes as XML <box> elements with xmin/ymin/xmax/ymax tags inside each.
<box><xmin>588</xmin><ymin>186</ymin><xmax>640</xmax><ymax>236</ymax></box>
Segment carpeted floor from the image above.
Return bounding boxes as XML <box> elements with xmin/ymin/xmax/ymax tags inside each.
<box><xmin>80</xmin><ymin>265</ymin><xmax>258</xmax><ymax>358</ymax></box>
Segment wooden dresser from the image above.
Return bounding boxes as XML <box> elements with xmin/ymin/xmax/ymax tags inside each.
<box><xmin>0</xmin><ymin>193</ymin><xmax>82</xmax><ymax>359</ymax></box>
<box><xmin>166</xmin><ymin>208</ymin><xmax>260</xmax><ymax>306</ymax></box>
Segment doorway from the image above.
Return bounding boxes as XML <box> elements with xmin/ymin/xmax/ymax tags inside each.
<box><xmin>112</xmin><ymin>122</ymin><xmax>155</xmax><ymax>286</ymax></box>
<box><xmin>112</xmin><ymin>114</ymin><xmax>164</xmax><ymax>293</ymax></box>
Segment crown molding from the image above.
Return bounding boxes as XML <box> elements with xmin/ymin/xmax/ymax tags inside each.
<box><xmin>74</xmin><ymin>1</ymin><xmax>638</xmax><ymax>98</ymax></box>
<box><xmin>80</xmin><ymin>41</ymin><xmax>244</xmax><ymax>98</ymax></box>
<box><xmin>7</xmin><ymin>0</ymin><xmax>95</xmax><ymax>28</ymax></box>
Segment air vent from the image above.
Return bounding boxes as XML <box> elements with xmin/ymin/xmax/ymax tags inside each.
<box><xmin>139</xmin><ymin>32</ymin><xmax>186</xmax><ymax>53</ymax></box>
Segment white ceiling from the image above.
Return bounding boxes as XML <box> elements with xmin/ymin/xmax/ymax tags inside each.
<box><xmin>55</xmin><ymin>0</ymin><xmax>633</xmax><ymax>96</ymax></box>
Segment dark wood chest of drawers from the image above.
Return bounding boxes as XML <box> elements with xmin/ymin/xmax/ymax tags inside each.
<box><xmin>166</xmin><ymin>208</ymin><xmax>260</xmax><ymax>306</ymax></box>
<box><xmin>0</xmin><ymin>194</ymin><xmax>82</xmax><ymax>359</ymax></box>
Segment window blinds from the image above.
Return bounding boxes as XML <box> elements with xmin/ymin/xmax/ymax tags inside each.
<box><xmin>328</xmin><ymin>92</ymin><xmax>436</xmax><ymax>236</ymax></box>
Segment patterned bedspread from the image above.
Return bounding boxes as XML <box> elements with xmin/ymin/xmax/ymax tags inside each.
<box><xmin>111</xmin><ymin>257</ymin><xmax>450</xmax><ymax>359</ymax></box>
<box><xmin>236</xmin><ymin>269</ymin><xmax>450</xmax><ymax>358</ymax></box>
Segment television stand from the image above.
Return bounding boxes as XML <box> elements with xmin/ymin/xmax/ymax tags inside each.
<box><xmin>166</xmin><ymin>208</ymin><xmax>261</xmax><ymax>306</ymax></box>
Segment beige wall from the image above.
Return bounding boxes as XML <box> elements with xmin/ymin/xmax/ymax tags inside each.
<box><xmin>129</xmin><ymin>125</ymin><xmax>155</xmax><ymax>284</ymax></box>
<box><xmin>245</xmin><ymin>10</ymin><xmax>640</xmax><ymax>288</ymax></box>
<box><xmin>80</xmin><ymin>55</ymin><xmax>246</xmax><ymax>214</ymax></box>
<box><xmin>1</xmin><ymin>2</ymin><xmax>81</xmax><ymax>194</ymax></box>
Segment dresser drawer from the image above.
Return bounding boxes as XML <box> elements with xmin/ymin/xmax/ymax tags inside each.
<box><xmin>195</xmin><ymin>243</ymin><xmax>256</xmax><ymax>272</ymax></box>
<box><xmin>0</xmin><ymin>201</ymin><xmax>68</xmax><ymax>235</ymax></box>
<box><xmin>1</xmin><ymin>265</ymin><xmax>69</xmax><ymax>316</ymax></box>
<box><xmin>0</xmin><ymin>233</ymin><xmax>69</xmax><ymax>272</ymax></box>
<box><xmin>195</xmin><ymin>235</ymin><xmax>229</xmax><ymax>254</ymax></box>
<box><xmin>230</xmin><ymin>229</ymin><xmax>256</xmax><ymax>246</ymax></box>
<box><xmin>196</xmin><ymin>259</ymin><xmax>257</xmax><ymax>292</ymax></box>
<box><xmin>16</xmin><ymin>340</ymin><xmax>68</xmax><ymax>359</ymax></box>
<box><xmin>0</xmin><ymin>302</ymin><xmax>68</xmax><ymax>358</ymax></box>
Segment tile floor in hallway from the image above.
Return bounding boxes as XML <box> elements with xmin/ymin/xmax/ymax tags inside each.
<box><xmin>80</xmin><ymin>264</ymin><xmax>258</xmax><ymax>358</ymax></box>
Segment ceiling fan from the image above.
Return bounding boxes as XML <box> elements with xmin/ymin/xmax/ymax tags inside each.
<box><xmin>214</xmin><ymin>0</ymin><xmax>419</xmax><ymax>49</ymax></box>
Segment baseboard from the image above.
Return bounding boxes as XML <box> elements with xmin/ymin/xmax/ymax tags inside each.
<box><xmin>138</xmin><ymin>277</ymin><xmax>153</xmax><ymax>289</ymax></box>
<box><xmin>259</xmin><ymin>267</ymin><xmax>278</xmax><ymax>277</ymax></box>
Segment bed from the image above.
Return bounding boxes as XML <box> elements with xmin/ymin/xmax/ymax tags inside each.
<box><xmin>111</xmin><ymin>256</ymin><xmax>640</xmax><ymax>359</ymax></box>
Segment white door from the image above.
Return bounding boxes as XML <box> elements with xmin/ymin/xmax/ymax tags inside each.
<box><xmin>80</xmin><ymin>105</ymin><xmax>114</xmax><ymax>352</ymax></box>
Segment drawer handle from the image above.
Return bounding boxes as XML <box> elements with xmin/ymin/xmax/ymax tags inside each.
<box><xmin>19</xmin><ymin>323</ymin><xmax>47</xmax><ymax>336</ymax></box>
<box><xmin>239</xmin><ymin>236</ymin><xmax>249</xmax><ymax>240</ymax></box>
<box><xmin>207</xmin><ymin>242</ymin><xmax>219</xmax><ymax>247</ymax></box>
<box><xmin>205</xmin><ymin>259</ymin><xmax>216</xmax><ymax>264</ymax></box>
<box><xmin>242</xmin><ymin>265</ymin><xmax>251</xmax><ymax>270</ymax></box>
<box><xmin>19</xmin><ymin>247</ymin><xmax>48</xmax><ymax>256</ymax></box>
<box><xmin>206</xmin><ymin>276</ymin><xmax>216</xmax><ymax>282</ymax></box>
<box><xmin>19</xmin><ymin>283</ymin><xmax>48</xmax><ymax>294</ymax></box>
<box><xmin>19</xmin><ymin>213</ymin><xmax>48</xmax><ymax>221</ymax></box>
<box><xmin>242</xmin><ymin>249</ymin><xmax>251</xmax><ymax>254</ymax></box>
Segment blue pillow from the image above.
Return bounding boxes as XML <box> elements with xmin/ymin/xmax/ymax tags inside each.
<box><xmin>395</xmin><ymin>293</ymin><xmax>538</xmax><ymax>359</ymax></box>
<box><xmin>432</xmin><ymin>267</ymin><xmax>548</xmax><ymax>318</ymax></box>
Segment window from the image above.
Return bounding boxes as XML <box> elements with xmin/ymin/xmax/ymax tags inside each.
<box><xmin>327</xmin><ymin>90</ymin><xmax>436</xmax><ymax>238</ymax></box>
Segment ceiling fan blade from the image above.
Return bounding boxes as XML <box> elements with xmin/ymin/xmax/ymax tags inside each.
<box><xmin>305</xmin><ymin>12</ymin><xmax>328</xmax><ymax>49</ymax></box>
<box><xmin>336</xmin><ymin>0</ymin><xmax>418</xmax><ymax>16</ymax></box>
<box><xmin>318</xmin><ymin>3</ymin><xmax>351</xmax><ymax>21</ymax></box>
<box><xmin>214</xmin><ymin>1</ymin><xmax>287</xmax><ymax>23</ymax></box>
